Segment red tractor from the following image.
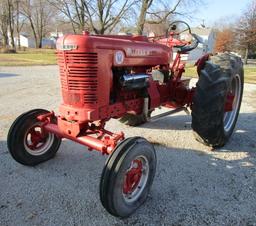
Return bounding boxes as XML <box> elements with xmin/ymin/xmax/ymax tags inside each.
<box><xmin>7</xmin><ymin>21</ymin><xmax>243</xmax><ymax>217</ymax></box>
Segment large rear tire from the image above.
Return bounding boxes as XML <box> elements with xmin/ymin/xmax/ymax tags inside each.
<box><xmin>192</xmin><ymin>53</ymin><xmax>244</xmax><ymax>147</ymax></box>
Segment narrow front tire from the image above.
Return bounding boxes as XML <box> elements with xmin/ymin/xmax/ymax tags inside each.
<box><xmin>7</xmin><ymin>109</ymin><xmax>62</xmax><ymax>166</ymax></box>
<box><xmin>100</xmin><ymin>137</ymin><xmax>156</xmax><ymax>217</ymax></box>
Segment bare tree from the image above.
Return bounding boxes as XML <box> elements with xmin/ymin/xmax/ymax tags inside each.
<box><xmin>136</xmin><ymin>0</ymin><xmax>201</xmax><ymax>35</ymax></box>
<box><xmin>21</xmin><ymin>0</ymin><xmax>55</xmax><ymax>48</ymax></box>
<box><xmin>0</xmin><ymin>0</ymin><xmax>16</xmax><ymax>49</ymax></box>
<box><xmin>48</xmin><ymin>0</ymin><xmax>202</xmax><ymax>36</ymax></box>
<box><xmin>14</xmin><ymin>0</ymin><xmax>26</xmax><ymax>49</ymax></box>
<box><xmin>235</xmin><ymin>0</ymin><xmax>256</xmax><ymax>64</ymax></box>
<box><xmin>47</xmin><ymin>0</ymin><xmax>86</xmax><ymax>34</ymax></box>
<box><xmin>136</xmin><ymin>0</ymin><xmax>153</xmax><ymax>35</ymax></box>
<box><xmin>7</xmin><ymin>0</ymin><xmax>16</xmax><ymax>49</ymax></box>
<box><xmin>84</xmin><ymin>0</ymin><xmax>137</xmax><ymax>34</ymax></box>
<box><xmin>49</xmin><ymin>0</ymin><xmax>136</xmax><ymax>34</ymax></box>
<box><xmin>0</xmin><ymin>1</ymin><xmax>9</xmax><ymax>48</ymax></box>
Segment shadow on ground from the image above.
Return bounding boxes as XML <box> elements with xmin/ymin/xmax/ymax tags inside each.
<box><xmin>139</xmin><ymin>114</ymin><xmax>191</xmax><ymax>130</ymax></box>
<box><xmin>0</xmin><ymin>73</ymin><xmax>19</xmax><ymax>78</ymax></box>
<box><xmin>0</xmin><ymin>112</ymin><xmax>255</xmax><ymax>225</ymax></box>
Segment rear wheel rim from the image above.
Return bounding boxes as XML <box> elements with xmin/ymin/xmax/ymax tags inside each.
<box><xmin>223</xmin><ymin>74</ymin><xmax>241</xmax><ymax>133</ymax></box>
<box><xmin>122</xmin><ymin>155</ymin><xmax>149</xmax><ymax>203</ymax></box>
<box><xmin>24</xmin><ymin>123</ymin><xmax>54</xmax><ymax>156</ymax></box>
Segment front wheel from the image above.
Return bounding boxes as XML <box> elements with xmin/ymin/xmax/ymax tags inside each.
<box><xmin>100</xmin><ymin>137</ymin><xmax>156</xmax><ymax>217</ymax></box>
<box><xmin>192</xmin><ymin>53</ymin><xmax>244</xmax><ymax>147</ymax></box>
<box><xmin>7</xmin><ymin>109</ymin><xmax>62</xmax><ymax>166</ymax></box>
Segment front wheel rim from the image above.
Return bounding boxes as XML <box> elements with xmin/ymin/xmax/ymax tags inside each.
<box><xmin>223</xmin><ymin>74</ymin><xmax>242</xmax><ymax>133</ymax></box>
<box><xmin>24</xmin><ymin>123</ymin><xmax>54</xmax><ymax>156</ymax></box>
<box><xmin>122</xmin><ymin>155</ymin><xmax>149</xmax><ymax>203</ymax></box>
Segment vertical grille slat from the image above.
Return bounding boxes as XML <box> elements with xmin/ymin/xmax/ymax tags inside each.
<box><xmin>57</xmin><ymin>52</ymin><xmax>98</xmax><ymax>104</ymax></box>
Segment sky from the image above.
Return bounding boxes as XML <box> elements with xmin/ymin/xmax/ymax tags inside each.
<box><xmin>189</xmin><ymin>0</ymin><xmax>252</xmax><ymax>27</ymax></box>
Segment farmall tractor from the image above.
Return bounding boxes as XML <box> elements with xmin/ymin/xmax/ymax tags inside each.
<box><xmin>7</xmin><ymin>21</ymin><xmax>243</xmax><ymax>217</ymax></box>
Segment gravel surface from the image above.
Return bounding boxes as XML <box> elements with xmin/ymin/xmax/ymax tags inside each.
<box><xmin>0</xmin><ymin>66</ymin><xmax>256</xmax><ymax>226</ymax></box>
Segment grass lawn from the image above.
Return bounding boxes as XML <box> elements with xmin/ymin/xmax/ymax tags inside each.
<box><xmin>0</xmin><ymin>49</ymin><xmax>56</xmax><ymax>66</ymax></box>
<box><xmin>243</xmin><ymin>66</ymin><xmax>256</xmax><ymax>84</ymax></box>
<box><xmin>184</xmin><ymin>64</ymin><xmax>256</xmax><ymax>84</ymax></box>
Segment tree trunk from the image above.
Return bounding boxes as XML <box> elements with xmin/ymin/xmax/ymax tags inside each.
<box><xmin>136</xmin><ymin>0</ymin><xmax>149</xmax><ymax>35</ymax></box>
<box><xmin>38</xmin><ymin>34</ymin><xmax>42</xmax><ymax>48</ymax></box>
<box><xmin>0</xmin><ymin>16</ymin><xmax>9</xmax><ymax>48</ymax></box>
<box><xmin>7</xmin><ymin>0</ymin><xmax>15</xmax><ymax>49</ymax></box>
<box><xmin>244</xmin><ymin>46</ymin><xmax>249</xmax><ymax>65</ymax></box>
<box><xmin>3</xmin><ymin>34</ymin><xmax>9</xmax><ymax>48</ymax></box>
<box><xmin>16</xmin><ymin>0</ymin><xmax>21</xmax><ymax>49</ymax></box>
<box><xmin>29</xmin><ymin>17</ymin><xmax>39</xmax><ymax>48</ymax></box>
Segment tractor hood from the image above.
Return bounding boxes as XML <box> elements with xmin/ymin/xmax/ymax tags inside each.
<box><xmin>56</xmin><ymin>32</ymin><xmax>172</xmax><ymax>66</ymax></box>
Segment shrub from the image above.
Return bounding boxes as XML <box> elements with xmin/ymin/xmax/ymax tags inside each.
<box><xmin>0</xmin><ymin>48</ymin><xmax>17</xmax><ymax>53</ymax></box>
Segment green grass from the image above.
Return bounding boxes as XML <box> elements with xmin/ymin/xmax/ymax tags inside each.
<box><xmin>0</xmin><ymin>49</ymin><xmax>56</xmax><ymax>66</ymax></box>
<box><xmin>184</xmin><ymin>64</ymin><xmax>256</xmax><ymax>84</ymax></box>
<box><xmin>183</xmin><ymin>64</ymin><xmax>197</xmax><ymax>77</ymax></box>
<box><xmin>243</xmin><ymin>66</ymin><xmax>256</xmax><ymax>84</ymax></box>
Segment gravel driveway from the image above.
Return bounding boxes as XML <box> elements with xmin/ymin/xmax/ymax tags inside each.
<box><xmin>0</xmin><ymin>66</ymin><xmax>256</xmax><ymax>226</ymax></box>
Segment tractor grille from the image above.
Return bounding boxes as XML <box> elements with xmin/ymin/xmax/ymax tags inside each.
<box><xmin>57</xmin><ymin>52</ymin><xmax>98</xmax><ymax>104</ymax></box>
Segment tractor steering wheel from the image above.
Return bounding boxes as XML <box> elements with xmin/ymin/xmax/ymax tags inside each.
<box><xmin>168</xmin><ymin>20</ymin><xmax>192</xmax><ymax>36</ymax></box>
<box><xmin>168</xmin><ymin>21</ymin><xmax>200</xmax><ymax>53</ymax></box>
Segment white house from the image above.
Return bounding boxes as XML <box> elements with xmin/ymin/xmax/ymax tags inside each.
<box><xmin>14</xmin><ymin>33</ymin><xmax>36</xmax><ymax>48</ymax></box>
<box><xmin>171</xmin><ymin>27</ymin><xmax>216</xmax><ymax>62</ymax></box>
<box><xmin>13</xmin><ymin>33</ymin><xmax>56</xmax><ymax>48</ymax></box>
<box><xmin>186</xmin><ymin>27</ymin><xmax>216</xmax><ymax>62</ymax></box>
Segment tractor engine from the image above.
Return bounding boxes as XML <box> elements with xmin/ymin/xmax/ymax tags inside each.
<box><xmin>56</xmin><ymin>33</ymin><xmax>172</xmax><ymax>136</ymax></box>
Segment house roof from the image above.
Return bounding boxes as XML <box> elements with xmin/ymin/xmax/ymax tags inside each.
<box><xmin>20</xmin><ymin>33</ymin><xmax>33</xmax><ymax>38</ymax></box>
<box><xmin>190</xmin><ymin>27</ymin><xmax>213</xmax><ymax>36</ymax></box>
